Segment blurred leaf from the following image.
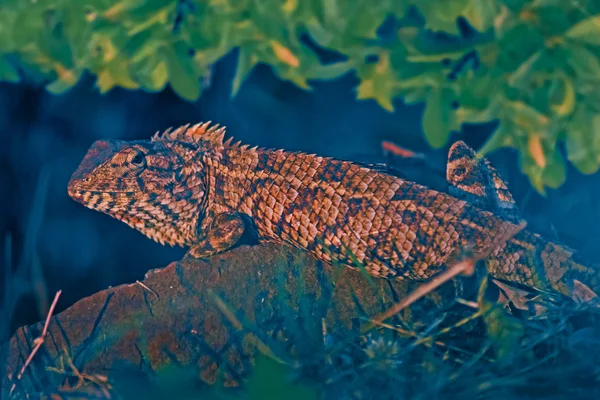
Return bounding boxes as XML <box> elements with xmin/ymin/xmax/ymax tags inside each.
<box><xmin>271</xmin><ymin>40</ymin><xmax>300</xmax><ymax>67</ymax></box>
<box><xmin>232</xmin><ymin>46</ymin><xmax>259</xmax><ymax>96</ymax></box>
<box><xmin>133</xmin><ymin>55</ymin><xmax>168</xmax><ymax>92</ymax></box>
<box><xmin>528</xmin><ymin>135</ymin><xmax>546</xmax><ymax>168</ymax></box>
<box><xmin>356</xmin><ymin>52</ymin><xmax>396</xmax><ymax>112</ymax></box>
<box><xmin>0</xmin><ymin>7</ymin><xmax>17</xmax><ymax>52</ymax></box>
<box><xmin>502</xmin><ymin>0</ymin><xmax>528</xmax><ymax>12</ymax></box>
<box><xmin>504</xmin><ymin>100</ymin><xmax>549</xmax><ymax>132</ymax></box>
<box><xmin>46</xmin><ymin>67</ymin><xmax>81</xmax><ymax>94</ymax></box>
<box><xmin>565</xmin><ymin>15</ymin><xmax>600</xmax><ymax>45</ymax></box>
<box><xmin>0</xmin><ymin>56</ymin><xmax>19</xmax><ymax>83</ymax></box>
<box><xmin>163</xmin><ymin>43</ymin><xmax>201</xmax><ymax>101</ymax></box>
<box><xmin>480</xmin><ymin>122</ymin><xmax>516</xmax><ymax>155</ymax></box>
<box><xmin>457</xmin><ymin>69</ymin><xmax>495</xmax><ymax>111</ymax></box>
<box><xmin>520</xmin><ymin>153</ymin><xmax>546</xmax><ymax>194</ymax></box>
<box><xmin>1</xmin><ymin>0</ymin><xmax>600</xmax><ymax>190</ymax></box>
<box><xmin>126</xmin><ymin>2</ymin><xmax>172</xmax><ymax>36</ymax></box>
<box><xmin>497</xmin><ymin>24</ymin><xmax>545</xmax><ymax>73</ymax></box>
<box><xmin>550</xmin><ymin>75</ymin><xmax>576</xmax><ymax>117</ymax></box>
<box><xmin>542</xmin><ymin>148</ymin><xmax>567</xmax><ymax>189</ymax></box>
<box><xmin>533</xmin><ymin>5</ymin><xmax>572</xmax><ymax>37</ymax></box>
<box><xmin>88</xmin><ymin>26</ymin><xmax>128</xmax><ymax>68</ymax></box>
<box><xmin>463</xmin><ymin>0</ymin><xmax>498</xmax><ymax>32</ymax></box>
<box><xmin>357</xmin><ymin>79</ymin><xmax>393</xmax><ymax>111</ymax></box>
<box><xmin>282</xmin><ymin>0</ymin><xmax>298</xmax><ymax>15</ymax></box>
<box><xmin>422</xmin><ymin>87</ymin><xmax>457</xmax><ymax>148</ymax></box>
<box><xmin>478</xmin><ymin>276</ymin><xmax>527</xmax><ymax>362</ymax></box>
<box><xmin>506</xmin><ymin>51</ymin><xmax>542</xmax><ymax>89</ymax></box>
<box><xmin>483</xmin><ymin>305</ymin><xmax>526</xmax><ymax>361</ymax></box>
<box><xmin>402</xmin><ymin>87</ymin><xmax>428</xmax><ymax>104</ymax></box>
<box><xmin>564</xmin><ymin>43</ymin><xmax>600</xmax><ymax>80</ymax></box>
<box><xmin>246</xmin><ymin>356</ymin><xmax>320</xmax><ymax>400</ymax></box>
<box><xmin>306</xmin><ymin>60</ymin><xmax>355</xmax><ymax>81</ymax></box>
<box><xmin>37</xmin><ymin>10</ymin><xmax>74</xmax><ymax>69</ymax></box>
<box><xmin>96</xmin><ymin>56</ymin><xmax>140</xmax><ymax>93</ymax></box>
<box><xmin>565</xmin><ymin>107</ymin><xmax>600</xmax><ymax>174</ymax></box>
<box><xmin>415</xmin><ymin>0</ymin><xmax>470</xmax><ymax>34</ymax></box>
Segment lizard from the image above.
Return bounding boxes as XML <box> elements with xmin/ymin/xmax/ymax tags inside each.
<box><xmin>67</xmin><ymin>122</ymin><xmax>600</xmax><ymax>304</ymax></box>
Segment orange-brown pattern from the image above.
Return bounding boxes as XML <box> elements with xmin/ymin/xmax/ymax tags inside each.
<box><xmin>446</xmin><ymin>141</ymin><xmax>521</xmax><ymax>223</ymax></box>
<box><xmin>68</xmin><ymin>123</ymin><xmax>600</xmax><ymax>301</ymax></box>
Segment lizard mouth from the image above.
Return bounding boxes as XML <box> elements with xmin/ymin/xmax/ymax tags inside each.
<box><xmin>68</xmin><ymin>185</ymin><xmax>138</xmax><ymax>208</ymax></box>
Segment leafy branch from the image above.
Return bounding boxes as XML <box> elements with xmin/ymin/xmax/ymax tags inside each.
<box><xmin>2</xmin><ymin>0</ymin><xmax>600</xmax><ymax>191</ymax></box>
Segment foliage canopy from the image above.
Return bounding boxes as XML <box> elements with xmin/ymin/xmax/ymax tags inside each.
<box><xmin>1</xmin><ymin>0</ymin><xmax>600</xmax><ymax>191</ymax></box>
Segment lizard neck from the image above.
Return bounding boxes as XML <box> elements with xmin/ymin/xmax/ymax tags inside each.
<box><xmin>203</xmin><ymin>146</ymin><xmax>286</xmax><ymax>214</ymax></box>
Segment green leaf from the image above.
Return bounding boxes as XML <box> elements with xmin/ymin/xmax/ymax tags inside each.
<box><xmin>565</xmin><ymin>15</ymin><xmax>600</xmax><ymax>45</ymax></box>
<box><xmin>306</xmin><ymin>60</ymin><xmax>355</xmax><ymax>81</ymax></box>
<box><xmin>564</xmin><ymin>44</ymin><xmax>600</xmax><ymax>79</ymax></box>
<box><xmin>0</xmin><ymin>56</ymin><xmax>19</xmax><ymax>83</ymax></box>
<box><xmin>480</xmin><ymin>122</ymin><xmax>516</xmax><ymax>155</ymax></box>
<box><xmin>535</xmin><ymin>6</ymin><xmax>573</xmax><ymax>36</ymax></box>
<box><xmin>506</xmin><ymin>51</ymin><xmax>543</xmax><ymax>89</ymax></box>
<box><xmin>163</xmin><ymin>44</ymin><xmax>201</xmax><ymax>102</ymax></box>
<box><xmin>356</xmin><ymin>52</ymin><xmax>397</xmax><ymax>112</ymax></box>
<box><xmin>502</xmin><ymin>0</ymin><xmax>528</xmax><ymax>12</ymax></box>
<box><xmin>402</xmin><ymin>87</ymin><xmax>428</xmax><ymax>104</ymax></box>
<box><xmin>520</xmin><ymin>156</ymin><xmax>546</xmax><ymax>195</ymax></box>
<box><xmin>483</xmin><ymin>305</ymin><xmax>525</xmax><ymax>361</ymax></box>
<box><xmin>132</xmin><ymin>54</ymin><xmax>168</xmax><ymax>92</ymax></box>
<box><xmin>549</xmin><ymin>75</ymin><xmax>575</xmax><ymax>117</ymax></box>
<box><xmin>542</xmin><ymin>152</ymin><xmax>567</xmax><ymax>189</ymax></box>
<box><xmin>357</xmin><ymin>78</ymin><xmax>394</xmax><ymax>111</ymax></box>
<box><xmin>231</xmin><ymin>47</ymin><xmax>259</xmax><ymax>96</ymax></box>
<box><xmin>46</xmin><ymin>68</ymin><xmax>81</xmax><ymax>94</ymax></box>
<box><xmin>37</xmin><ymin>10</ymin><xmax>74</xmax><ymax>69</ymax></box>
<box><xmin>422</xmin><ymin>87</ymin><xmax>457</xmax><ymax>148</ymax></box>
<box><xmin>497</xmin><ymin>24</ymin><xmax>545</xmax><ymax>73</ymax></box>
<box><xmin>96</xmin><ymin>56</ymin><xmax>140</xmax><ymax>93</ymax></box>
<box><xmin>246</xmin><ymin>356</ymin><xmax>320</xmax><ymax>400</ymax></box>
<box><xmin>478</xmin><ymin>277</ymin><xmax>528</xmax><ymax>363</ymax></box>
<box><xmin>565</xmin><ymin>107</ymin><xmax>599</xmax><ymax>174</ymax></box>
<box><xmin>416</xmin><ymin>0</ymin><xmax>470</xmax><ymax>35</ymax></box>
<box><xmin>457</xmin><ymin>69</ymin><xmax>495</xmax><ymax>111</ymax></box>
<box><xmin>504</xmin><ymin>100</ymin><xmax>549</xmax><ymax>132</ymax></box>
<box><xmin>0</xmin><ymin>8</ymin><xmax>17</xmax><ymax>52</ymax></box>
<box><xmin>463</xmin><ymin>0</ymin><xmax>498</xmax><ymax>32</ymax></box>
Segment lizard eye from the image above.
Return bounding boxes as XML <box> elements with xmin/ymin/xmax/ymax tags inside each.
<box><xmin>453</xmin><ymin>165</ymin><xmax>467</xmax><ymax>178</ymax></box>
<box><xmin>130</xmin><ymin>152</ymin><xmax>146</xmax><ymax>167</ymax></box>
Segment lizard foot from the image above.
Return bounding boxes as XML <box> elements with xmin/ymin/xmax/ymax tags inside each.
<box><xmin>187</xmin><ymin>212</ymin><xmax>246</xmax><ymax>259</ymax></box>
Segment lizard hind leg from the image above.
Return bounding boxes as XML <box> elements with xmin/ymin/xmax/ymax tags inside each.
<box><xmin>188</xmin><ymin>212</ymin><xmax>246</xmax><ymax>259</ymax></box>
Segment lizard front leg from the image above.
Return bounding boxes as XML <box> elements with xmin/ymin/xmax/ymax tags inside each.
<box><xmin>188</xmin><ymin>212</ymin><xmax>246</xmax><ymax>259</ymax></box>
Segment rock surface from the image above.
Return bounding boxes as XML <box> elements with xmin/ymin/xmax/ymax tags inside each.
<box><xmin>2</xmin><ymin>243</ymin><xmax>451</xmax><ymax>397</ymax></box>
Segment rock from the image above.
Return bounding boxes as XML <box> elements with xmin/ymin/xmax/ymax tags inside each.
<box><xmin>1</xmin><ymin>243</ymin><xmax>432</xmax><ymax>398</ymax></box>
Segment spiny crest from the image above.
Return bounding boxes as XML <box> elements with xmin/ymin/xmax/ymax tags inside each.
<box><xmin>151</xmin><ymin>121</ymin><xmax>228</xmax><ymax>149</ymax></box>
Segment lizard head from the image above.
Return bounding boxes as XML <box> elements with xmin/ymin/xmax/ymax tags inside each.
<box><xmin>447</xmin><ymin>140</ymin><xmax>520</xmax><ymax>222</ymax></box>
<box><xmin>446</xmin><ymin>141</ymin><xmax>487</xmax><ymax>197</ymax></box>
<box><xmin>68</xmin><ymin>122</ymin><xmax>226</xmax><ymax>247</ymax></box>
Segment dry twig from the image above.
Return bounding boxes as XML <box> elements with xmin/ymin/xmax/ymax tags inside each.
<box><xmin>9</xmin><ymin>290</ymin><xmax>62</xmax><ymax>397</ymax></box>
